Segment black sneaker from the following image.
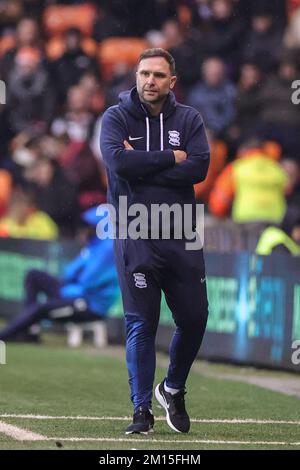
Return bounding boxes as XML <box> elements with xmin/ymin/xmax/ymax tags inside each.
<box><xmin>155</xmin><ymin>381</ymin><xmax>190</xmax><ymax>433</ymax></box>
<box><xmin>125</xmin><ymin>407</ymin><xmax>154</xmax><ymax>434</ymax></box>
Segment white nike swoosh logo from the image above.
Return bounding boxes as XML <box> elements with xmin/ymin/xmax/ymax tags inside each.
<box><xmin>129</xmin><ymin>136</ymin><xmax>143</xmax><ymax>141</ymax></box>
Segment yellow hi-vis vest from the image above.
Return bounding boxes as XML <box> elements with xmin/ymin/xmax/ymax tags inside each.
<box><xmin>256</xmin><ymin>227</ymin><xmax>300</xmax><ymax>256</ymax></box>
<box><xmin>232</xmin><ymin>155</ymin><xmax>287</xmax><ymax>223</ymax></box>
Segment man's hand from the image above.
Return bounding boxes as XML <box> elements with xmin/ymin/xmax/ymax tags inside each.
<box><xmin>124</xmin><ymin>140</ymin><xmax>134</xmax><ymax>150</ymax></box>
<box><xmin>173</xmin><ymin>150</ymin><xmax>187</xmax><ymax>163</ymax></box>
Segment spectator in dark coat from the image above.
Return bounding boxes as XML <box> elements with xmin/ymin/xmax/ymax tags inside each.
<box><xmin>51</xmin><ymin>85</ymin><xmax>95</xmax><ymax>143</ymax></box>
<box><xmin>254</xmin><ymin>61</ymin><xmax>300</xmax><ymax>155</ymax></box>
<box><xmin>227</xmin><ymin>62</ymin><xmax>263</xmax><ymax>146</ymax></box>
<box><xmin>51</xmin><ymin>28</ymin><xmax>99</xmax><ymax>101</ymax></box>
<box><xmin>162</xmin><ymin>19</ymin><xmax>203</xmax><ymax>92</ymax></box>
<box><xmin>6</xmin><ymin>47</ymin><xmax>56</xmax><ymax>134</ymax></box>
<box><xmin>0</xmin><ymin>17</ymin><xmax>43</xmax><ymax>82</ymax></box>
<box><xmin>242</xmin><ymin>12</ymin><xmax>284</xmax><ymax>72</ymax></box>
<box><xmin>186</xmin><ymin>56</ymin><xmax>236</xmax><ymax>137</ymax></box>
<box><xmin>24</xmin><ymin>156</ymin><xmax>79</xmax><ymax>237</ymax></box>
<box><xmin>236</xmin><ymin>0</ymin><xmax>287</xmax><ymax>28</ymax></box>
<box><xmin>204</xmin><ymin>0</ymin><xmax>245</xmax><ymax>69</ymax></box>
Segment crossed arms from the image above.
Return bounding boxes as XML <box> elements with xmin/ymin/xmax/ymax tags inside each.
<box><xmin>100</xmin><ymin>108</ymin><xmax>210</xmax><ymax>188</ymax></box>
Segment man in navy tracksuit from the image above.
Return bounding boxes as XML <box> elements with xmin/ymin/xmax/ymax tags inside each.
<box><xmin>100</xmin><ymin>48</ymin><xmax>210</xmax><ymax>434</ymax></box>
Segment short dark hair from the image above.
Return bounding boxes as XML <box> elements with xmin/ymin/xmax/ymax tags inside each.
<box><xmin>138</xmin><ymin>48</ymin><xmax>176</xmax><ymax>75</ymax></box>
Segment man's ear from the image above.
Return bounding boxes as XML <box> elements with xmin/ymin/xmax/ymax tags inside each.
<box><xmin>170</xmin><ymin>76</ymin><xmax>177</xmax><ymax>90</ymax></box>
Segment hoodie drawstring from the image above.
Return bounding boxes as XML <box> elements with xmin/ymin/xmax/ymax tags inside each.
<box><xmin>160</xmin><ymin>113</ymin><xmax>164</xmax><ymax>151</ymax></box>
<box><xmin>146</xmin><ymin>116</ymin><xmax>150</xmax><ymax>152</ymax></box>
<box><xmin>145</xmin><ymin>113</ymin><xmax>164</xmax><ymax>152</ymax></box>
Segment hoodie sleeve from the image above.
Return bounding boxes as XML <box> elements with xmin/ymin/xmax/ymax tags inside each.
<box><xmin>142</xmin><ymin>113</ymin><xmax>210</xmax><ymax>187</ymax></box>
<box><xmin>100</xmin><ymin>107</ymin><xmax>175</xmax><ymax>179</ymax></box>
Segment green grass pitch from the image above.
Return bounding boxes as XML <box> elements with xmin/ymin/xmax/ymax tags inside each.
<box><xmin>0</xmin><ymin>343</ymin><xmax>300</xmax><ymax>450</ymax></box>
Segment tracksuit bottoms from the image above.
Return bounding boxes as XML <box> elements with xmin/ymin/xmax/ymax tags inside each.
<box><xmin>114</xmin><ymin>237</ymin><xmax>209</xmax><ymax>410</ymax></box>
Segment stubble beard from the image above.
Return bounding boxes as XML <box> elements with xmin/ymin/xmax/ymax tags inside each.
<box><xmin>140</xmin><ymin>89</ymin><xmax>167</xmax><ymax>107</ymax></box>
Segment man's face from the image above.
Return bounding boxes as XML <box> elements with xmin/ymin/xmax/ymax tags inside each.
<box><xmin>136</xmin><ymin>57</ymin><xmax>176</xmax><ymax>105</ymax></box>
<box><xmin>65</xmin><ymin>32</ymin><xmax>81</xmax><ymax>51</ymax></box>
<box><xmin>202</xmin><ymin>58</ymin><xmax>224</xmax><ymax>87</ymax></box>
<box><xmin>17</xmin><ymin>19</ymin><xmax>38</xmax><ymax>46</ymax></box>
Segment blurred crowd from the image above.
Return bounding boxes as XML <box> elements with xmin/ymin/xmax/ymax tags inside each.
<box><xmin>0</xmin><ymin>0</ymin><xmax>300</xmax><ymax>242</ymax></box>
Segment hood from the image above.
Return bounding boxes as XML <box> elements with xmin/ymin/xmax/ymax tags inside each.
<box><xmin>119</xmin><ymin>86</ymin><xmax>177</xmax><ymax>120</ymax></box>
<box><xmin>82</xmin><ymin>205</ymin><xmax>114</xmax><ymax>239</ymax></box>
<box><xmin>82</xmin><ymin>206</ymin><xmax>102</xmax><ymax>227</ymax></box>
<box><xmin>118</xmin><ymin>87</ymin><xmax>177</xmax><ymax>152</ymax></box>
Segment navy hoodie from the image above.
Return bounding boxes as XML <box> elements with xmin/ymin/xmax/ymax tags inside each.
<box><xmin>100</xmin><ymin>87</ymin><xmax>210</xmax><ymax>234</ymax></box>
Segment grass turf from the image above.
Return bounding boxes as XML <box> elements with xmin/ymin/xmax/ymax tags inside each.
<box><xmin>0</xmin><ymin>343</ymin><xmax>300</xmax><ymax>450</ymax></box>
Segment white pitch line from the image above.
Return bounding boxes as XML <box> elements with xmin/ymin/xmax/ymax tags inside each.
<box><xmin>39</xmin><ymin>437</ymin><xmax>300</xmax><ymax>446</ymax></box>
<box><xmin>1</xmin><ymin>417</ymin><xmax>299</xmax><ymax>445</ymax></box>
<box><xmin>0</xmin><ymin>420</ymin><xmax>47</xmax><ymax>441</ymax></box>
<box><xmin>1</xmin><ymin>414</ymin><xmax>300</xmax><ymax>425</ymax></box>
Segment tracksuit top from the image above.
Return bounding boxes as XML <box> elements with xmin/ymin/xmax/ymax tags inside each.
<box><xmin>100</xmin><ymin>87</ymin><xmax>210</xmax><ymax>234</ymax></box>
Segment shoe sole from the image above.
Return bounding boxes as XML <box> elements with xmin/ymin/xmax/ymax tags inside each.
<box><xmin>155</xmin><ymin>383</ymin><xmax>182</xmax><ymax>433</ymax></box>
<box><xmin>125</xmin><ymin>428</ymin><xmax>154</xmax><ymax>435</ymax></box>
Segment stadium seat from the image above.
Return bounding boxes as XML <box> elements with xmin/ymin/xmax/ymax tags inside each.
<box><xmin>98</xmin><ymin>37</ymin><xmax>147</xmax><ymax>81</ymax></box>
<box><xmin>66</xmin><ymin>321</ymin><xmax>108</xmax><ymax>348</ymax></box>
<box><xmin>43</xmin><ymin>3</ymin><xmax>96</xmax><ymax>37</ymax></box>
<box><xmin>0</xmin><ymin>35</ymin><xmax>16</xmax><ymax>58</ymax></box>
